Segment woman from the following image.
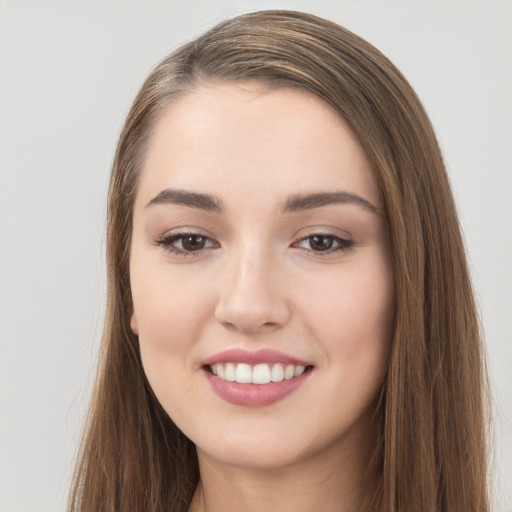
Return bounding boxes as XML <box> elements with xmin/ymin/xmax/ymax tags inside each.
<box><xmin>68</xmin><ymin>10</ymin><xmax>489</xmax><ymax>512</ymax></box>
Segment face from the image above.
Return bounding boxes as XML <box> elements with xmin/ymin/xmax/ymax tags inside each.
<box><xmin>130</xmin><ymin>82</ymin><xmax>394</xmax><ymax>471</ymax></box>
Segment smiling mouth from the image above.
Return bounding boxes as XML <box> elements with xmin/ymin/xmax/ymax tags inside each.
<box><xmin>206</xmin><ymin>362</ymin><xmax>314</xmax><ymax>384</ymax></box>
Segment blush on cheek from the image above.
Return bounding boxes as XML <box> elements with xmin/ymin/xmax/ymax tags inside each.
<box><xmin>320</xmin><ymin>290</ymin><xmax>393</xmax><ymax>364</ymax></box>
<box><xmin>136</xmin><ymin>294</ymin><xmax>212</xmax><ymax>362</ymax></box>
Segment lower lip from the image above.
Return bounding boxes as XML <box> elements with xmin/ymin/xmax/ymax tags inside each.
<box><xmin>203</xmin><ymin>368</ymin><xmax>311</xmax><ymax>407</ymax></box>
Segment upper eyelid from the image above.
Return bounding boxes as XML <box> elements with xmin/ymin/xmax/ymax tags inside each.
<box><xmin>291</xmin><ymin>226</ymin><xmax>352</xmax><ymax>241</ymax></box>
<box><xmin>156</xmin><ymin>227</ymin><xmax>215</xmax><ymax>240</ymax></box>
<box><xmin>156</xmin><ymin>232</ymin><xmax>218</xmax><ymax>245</ymax></box>
<box><xmin>292</xmin><ymin>233</ymin><xmax>353</xmax><ymax>247</ymax></box>
<box><xmin>153</xmin><ymin>227</ymin><xmax>353</xmax><ymax>244</ymax></box>
<box><xmin>153</xmin><ymin>233</ymin><xmax>219</xmax><ymax>257</ymax></box>
<box><xmin>295</xmin><ymin>233</ymin><xmax>350</xmax><ymax>241</ymax></box>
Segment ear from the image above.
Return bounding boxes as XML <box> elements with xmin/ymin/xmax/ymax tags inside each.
<box><xmin>130</xmin><ymin>307</ymin><xmax>139</xmax><ymax>335</ymax></box>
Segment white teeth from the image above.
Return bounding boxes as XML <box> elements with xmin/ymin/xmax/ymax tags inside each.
<box><xmin>235</xmin><ymin>363</ymin><xmax>252</xmax><ymax>383</ymax></box>
<box><xmin>294</xmin><ymin>365</ymin><xmax>306</xmax><ymax>377</ymax></box>
<box><xmin>271</xmin><ymin>363</ymin><xmax>284</xmax><ymax>382</ymax></box>
<box><xmin>284</xmin><ymin>365</ymin><xmax>295</xmax><ymax>380</ymax></box>
<box><xmin>253</xmin><ymin>363</ymin><xmax>271</xmax><ymax>384</ymax></box>
<box><xmin>225</xmin><ymin>363</ymin><xmax>236</xmax><ymax>381</ymax></box>
<box><xmin>210</xmin><ymin>362</ymin><xmax>309</xmax><ymax>384</ymax></box>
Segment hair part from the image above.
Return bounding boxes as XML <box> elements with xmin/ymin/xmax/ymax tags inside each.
<box><xmin>69</xmin><ymin>10</ymin><xmax>489</xmax><ymax>512</ymax></box>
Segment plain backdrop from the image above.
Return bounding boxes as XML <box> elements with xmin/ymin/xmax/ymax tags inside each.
<box><xmin>0</xmin><ymin>1</ymin><xmax>510</xmax><ymax>511</ymax></box>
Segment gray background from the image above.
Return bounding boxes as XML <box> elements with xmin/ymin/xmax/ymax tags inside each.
<box><xmin>0</xmin><ymin>1</ymin><xmax>510</xmax><ymax>511</ymax></box>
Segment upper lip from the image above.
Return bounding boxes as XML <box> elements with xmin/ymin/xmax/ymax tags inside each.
<box><xmin>203</xmin><ymin>348</ymin><xmax>312</xmax><ymax>367</ymax></box>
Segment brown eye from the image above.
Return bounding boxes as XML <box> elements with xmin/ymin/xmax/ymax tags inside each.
<box><xmin>181</xmin><ymin>235</ymin><xmax>206</xmax><ymax>251</ymax></box>
<box><xmin>154</xmin><ymin>232</ymin><xmax>218</xmax><ymax>256</ymax></box>
<box><xmin>309</xmin><ymin>235</ymin><xmax>334</xmax><ymax>251</ymax></box>
<box><xmin>293</xmin><ymin>233</ymin><xmax>354</xmax><ymax>255</ymax></box>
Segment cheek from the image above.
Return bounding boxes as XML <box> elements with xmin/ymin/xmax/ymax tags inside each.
<box><xmin>130</xmin><ymin>268</ymin><xmax>215</xmax><ymax>397</ymax></box>
<box><xmin>132</xmin><ymin>266</ymin><xmax>211</xmax><ymax>345</ymax></box>
<box><xmin>301</xmin><ymin>258</ymin><xmax>394</xmax><ymax>368</ymax></box>
<box><xmin>314</xmin><ymin>269</ymin><xmax>393</xmax><ymax>423</ymax></box>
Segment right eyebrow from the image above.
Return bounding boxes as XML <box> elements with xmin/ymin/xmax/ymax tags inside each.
<box><xmin>145</xmin><ymin>189</ymin><xmax>224</xmax><ymax>213</ymax></box>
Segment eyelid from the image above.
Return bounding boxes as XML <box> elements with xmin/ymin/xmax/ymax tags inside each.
<box><xmin>153</xmin><ymin>229</ymin><xmax>220</xmax><ymax>256</ymax></box>
<box><xmin>153</xmin><ymin>225</ymin><xmax>217</xmax><ymax>244</ymax></box>
<box><xmin>290</xmin><ymin>229</ymin><xmax>354</xmax><ymax>255</ymax></box>
<box><xmin>152</xmin><ymin>226</ymin><xmax>354</xmax><ymax>257</ymax></box>
<box><xmin>291</xmin><ymin>223</ymin><xmax>352</xmax><ymax>239</ymax></box>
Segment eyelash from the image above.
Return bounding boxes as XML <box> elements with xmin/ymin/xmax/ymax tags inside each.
<box><xmin>154</xmin><ymin>232</ymin><xmax>218</xmax><ymax>256</ymax></box>
<box><xmin>154</xmin><ymin>232</ymin><xmax>354</xmax><ymax>257</ymax></box>
<box><xmin>291</xmin><ymin>233</ymin><xmax>354</xmax><ymax>255</ymax></box>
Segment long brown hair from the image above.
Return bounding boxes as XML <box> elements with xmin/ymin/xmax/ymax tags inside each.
<box><xmin>68</xmin><ymin>10</ymin><xmax>489</xmax><ymax>511</ymax></box>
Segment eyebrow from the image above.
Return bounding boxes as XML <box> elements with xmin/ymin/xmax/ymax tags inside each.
<box><xmin>145</xmin><ymin>189</ymin><xmax>224</xmax><ymax>212</ymax></box>
<box><xmin>281</xmin><ymin>191</ymin><xmax>379</xmax><ymax>214</ymax></box>
<box><xmin>145</xmin><ymin>188</ymin><xmax>379</xmax><ymax>215</ymax></box>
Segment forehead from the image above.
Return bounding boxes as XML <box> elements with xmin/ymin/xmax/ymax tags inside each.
<box><xmin>137</xmin><ymin>81</ymin><xmax>381</xmax><ymax>210</ymax></box>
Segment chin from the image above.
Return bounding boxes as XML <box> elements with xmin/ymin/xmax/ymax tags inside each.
<box><xmin>197</xmin><ymin>442</ymin><xmax>307</xmax><ymax>471</ymax></box>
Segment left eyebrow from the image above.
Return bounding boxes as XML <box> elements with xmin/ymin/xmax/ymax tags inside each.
<box><xmin>281</xmin><ymin>191</ymin><xmax>380</xmax><ymax>215</ymax></box>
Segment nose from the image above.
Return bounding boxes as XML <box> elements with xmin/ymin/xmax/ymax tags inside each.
<box><xmin>214</xmin><ymin>246</ymin><xmax>291</xmax><ymax>333</ymax></box>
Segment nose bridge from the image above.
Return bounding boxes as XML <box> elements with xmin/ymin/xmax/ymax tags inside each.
<box><xmin>215</xmin><ymin>235</ymin><xmax>289</xmax><ymax>332</ymax></box>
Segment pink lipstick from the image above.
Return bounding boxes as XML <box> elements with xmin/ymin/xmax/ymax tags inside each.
<box><xmin>202</xmin><ymin>349</ymin><xmax>313</xmax><ymax>407</ymax></box>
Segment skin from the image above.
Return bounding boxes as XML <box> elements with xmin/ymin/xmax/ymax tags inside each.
<box><xmin>129</xmin><ymin>82</ymin><xmax>394</xmax><ymax>512</ymax></box>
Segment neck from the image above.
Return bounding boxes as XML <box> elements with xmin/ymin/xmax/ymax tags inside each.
<box><xmin>188</xmin><ymin>427</ymin><xmax>377</xmax><ymax>512</ymax></box>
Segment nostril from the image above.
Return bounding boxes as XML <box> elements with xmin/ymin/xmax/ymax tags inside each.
<box><xmin>217</xmin><ymin>316</ymin><xmax>283</xmax><ymax>334</ymax></box>
<box><xmin>220</xmin><ymin>321</ymin><xmax>240</xmax><ymax>332</ymax></box>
